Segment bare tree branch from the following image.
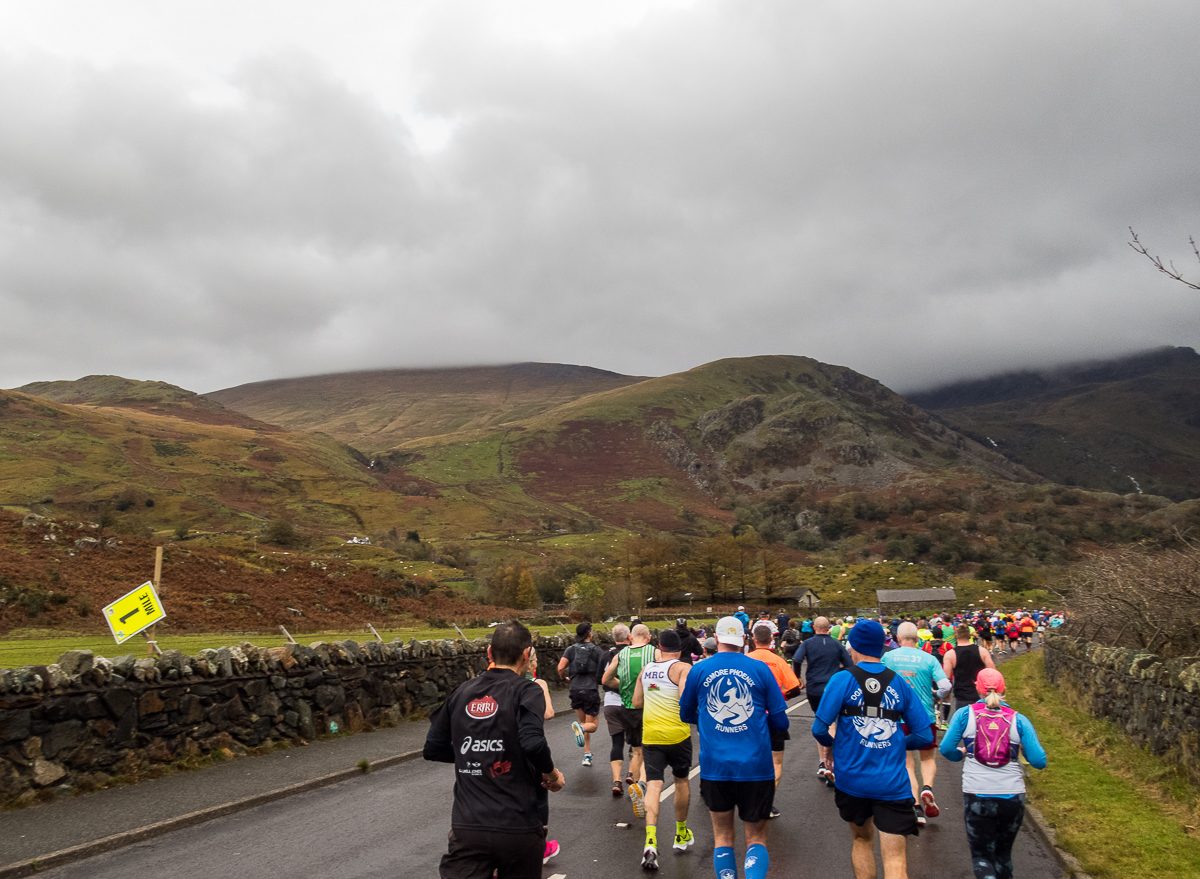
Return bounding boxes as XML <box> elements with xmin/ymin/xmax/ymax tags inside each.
<box><xmin>1129</xmin><ymin>227</ymin><xmax>1200</xmax><ymax>291</ymax></box>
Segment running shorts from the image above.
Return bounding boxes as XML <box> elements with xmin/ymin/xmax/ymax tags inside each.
<box><xmin>643</xmin><ymin>738</ymin><xmax>693</xmax><ymax>782</ymax></box>
<box><xmin>833</xmin><ymin>789</ymin><xmax>919</xmax><ymax>837</ymax></box>
<box><xmin>604</xmin><ymin>705</ymin><xmax>643</xmax><ymax>748</ymax></box>
<box><xmin>569</xmin><ymin>688</ymin><xmax>601</xmax><ymax>717</ymax></box>
<box><xmin>807</xmin><ymin>687</ymin><xmax>824</xmax><ymax>714</ymax></box>
<box><xmin>700</xmin><ymin>778</ymin><xmax>775</xmax><ymax>823</ymax></box>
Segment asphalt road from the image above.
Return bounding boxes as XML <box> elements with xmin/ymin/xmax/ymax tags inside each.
<box><xmin>34</xmin><ymin>698</ymin><xmax>1062</xmax><ymax>879</ymax></box>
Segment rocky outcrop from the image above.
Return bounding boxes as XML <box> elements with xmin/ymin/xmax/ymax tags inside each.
<box><xmin>0</xmin><ymin>634</ymin><xmax>578</xmax><ymax>806</ymax></box>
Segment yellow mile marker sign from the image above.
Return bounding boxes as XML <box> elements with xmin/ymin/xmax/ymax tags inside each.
<box><xmin>103</xmin><ymin>581</ymin><xmax>166</xmax><ymax>645</ymax></box>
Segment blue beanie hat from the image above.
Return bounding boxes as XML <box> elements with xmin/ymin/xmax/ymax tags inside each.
<box><xmin>848</xmin><ymin>618</ymin><xmax>885</xmax><ymax>656</ymax></box>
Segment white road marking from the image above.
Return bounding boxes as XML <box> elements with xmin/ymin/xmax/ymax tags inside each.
<box><xmin>659</xmin><ymin>764</ymin><xmax>702</xmax><ymax>801</ymax></box>
<box><xmin>548</xmin><ymin>874</ymin><xmax>567</xmax><ymax>879</ymax></box>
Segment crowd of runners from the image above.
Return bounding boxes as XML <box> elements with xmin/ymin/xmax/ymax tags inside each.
<box><xmin>425</xmin><ymin>605</ymin><xmax>1055</xmax><ymax>879</ymax></box>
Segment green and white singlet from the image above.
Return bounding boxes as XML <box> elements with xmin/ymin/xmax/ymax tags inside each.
<box><xmin>617</xmin><ymin>644</ymin><xmax>656</xmax><ymax>709</ymax></box>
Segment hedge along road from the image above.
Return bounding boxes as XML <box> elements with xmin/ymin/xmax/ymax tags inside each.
<box><xmin>24</xmin><ymin>695</ymin><xmax>1062</xmax><ymax>879</ymax></box>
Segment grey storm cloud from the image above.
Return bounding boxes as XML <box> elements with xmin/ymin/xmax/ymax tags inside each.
<box><xmin>0</xmin><ymin>0</ymin><xmax>1197</xmax><ymax>395</ymax></box>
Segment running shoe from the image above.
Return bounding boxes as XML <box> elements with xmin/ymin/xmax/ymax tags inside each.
<box><xmin>641</xmin><ymin>841</ymin><xmax>658</xmax><ymax>871</ymax></box>
<box><xmin>768</xmin><ymin>807</ymin><xmax>781</xmax><ymax>819</ymax></box>
<box><xmin>921</xmin><ymin>785</ymin><xmax>940</xmax><ymax>818</ymax></box>
<box><xmin>629</xmin><ymin>781</ymin><xmax>647</xmax><ymax>818</ymax></box>
<box><xmin>825</xmin><ymin>768</ymin><xmax>836</xmax><ymax>789</ymax></box>
<box><xmin>817</xmin><ymin>761</ymin><xmax>827</xmax><ymax>779</ymax></box>
<box><xmin>626</xmin><ymin>773</ymin><xmax>635</xmax><ymax>786</ymax></box>
<box><xmin>543</xmin><ymin>840</ymin><xmax>560</xmax><ymax>864</ymax></box>
<box><xmin>915</xmin><ymin>804</ymin><xmax>927</xmax><ymax>827</ymax></box>
<box><xmin>673</xmin><ymin>828</ymin><xmax>695</xmax><ymax>852</ymax></box>
<box><xmin>612</xmin><ymin>780</ymin><xmax>624</xmax><ymax>797</ymax></box>
<box><xmin>571</xmin><ymin>721</ymin><xmax>585</xmax><ymax>747</ymax></box>
<box><xmin>582</xmin><ymin>752</ymin><xmax>593</xmax><ymax>767</ymax></box>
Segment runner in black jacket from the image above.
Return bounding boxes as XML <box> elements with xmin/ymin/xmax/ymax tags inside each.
<box><xmin>424</xmin><ymin>622</ymin><xmax>565</xmax><ymax>879</ymax></box>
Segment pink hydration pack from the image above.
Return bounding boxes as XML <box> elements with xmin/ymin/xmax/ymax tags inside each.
<box><xmin>970</xmin><ymin>703</ymin><xmax>1017</xmax><ymax>767</ymax></box>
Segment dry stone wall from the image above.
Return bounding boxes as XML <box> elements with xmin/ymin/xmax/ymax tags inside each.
<box><xmin>1043</xmin><ymin>632</ymin><xmax>1200</xmax><ymax>758</ymax></box>
<box><xmin>0</xmin><ymin>633</ymin><xmax>579</xmax><ymax>806</ymax></box>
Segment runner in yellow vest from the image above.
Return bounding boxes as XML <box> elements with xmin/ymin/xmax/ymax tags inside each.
<box><xmin>633</xmin><ymin>629</ymin><xmax>694</xmax><ymax>870</ymax></box>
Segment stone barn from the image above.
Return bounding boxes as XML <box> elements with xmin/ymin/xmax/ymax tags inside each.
<box><xmin>876</xmin><ymin>587</ymin><xmax>957</xmax><ymax>616</ymax></box>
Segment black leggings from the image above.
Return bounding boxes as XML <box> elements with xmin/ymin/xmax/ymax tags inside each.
<box><xmin>964</xmin><ymin>792</ymin><xmax>1025</xmax><ymax>879</ymax></box>
<box><xmin>610</xmin><ymin>730</ymin><xmax>625</xmax><ymax>762</ymax></box>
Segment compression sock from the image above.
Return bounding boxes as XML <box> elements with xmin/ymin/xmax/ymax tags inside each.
<box><xmin>645</xmin><ymin>826</ymin><xmax>657</xmax><ymax>846</ymax></box>
<box><xmin>714</xmin><ymin>846</ymin><xmax>737</xmax><ymax>879</ymax></box>
<box><xmin>676</xmin><ymin>820</ymin><xmax>688</xmax><ymax>835</ymax></box>
<box><xmin>744</xmin><ymin>843</ymin><xmax>769</xmax><ymax>879</ymax></box>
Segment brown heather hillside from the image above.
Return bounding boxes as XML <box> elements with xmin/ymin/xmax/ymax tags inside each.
<box><xmin>0</xmin><ymin>388</ymin><xmax>435</xmax><ymax>537</ymax></box>
<box><xmin>0</xmin><ymin>511</ymin><xmax>517</xmax><ymax>636</ymax></box>
<box><xmin>205</xmin><ymin>362</ymin><xmax>649</xmax><ymax>452</ymax></box>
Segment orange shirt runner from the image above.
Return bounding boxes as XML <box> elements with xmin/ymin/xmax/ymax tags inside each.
<box><xmin>748</xmin><ymin>647</ymin><xmax>802</xmax><ymax>698</ymax></box>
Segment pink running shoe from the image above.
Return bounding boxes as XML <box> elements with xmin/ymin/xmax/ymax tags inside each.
<box><xmin>544</xmin><ymin>840</ymin><xmax>560</xmax><ymax>864</ymax></box>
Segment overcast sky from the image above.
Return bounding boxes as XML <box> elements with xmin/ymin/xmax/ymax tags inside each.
<box><xmin>0</xmin><ymin>0</ymin><xmax>1197</xmax><ymax>396</ymax></box>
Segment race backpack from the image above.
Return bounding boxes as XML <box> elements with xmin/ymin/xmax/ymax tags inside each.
<box><xmin>568</xmin><ymin>642</ymin><xmax>602</xmax><ymax>680</ymax></box>
<box><xmin>969</xmin><ymin>703</ymin><xmax>1019</xmax><ymax>767</ymax></box>
<box><xmin>839</xmin><ymin>665</ymin><xmax>903</xmax><ymax>722</ymax></box>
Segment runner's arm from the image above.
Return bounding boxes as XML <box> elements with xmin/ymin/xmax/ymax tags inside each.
<box><xmin>810</xmin><ymin>672</ymin><xmax>846</xmax><ymax>746</ymax></box>
<box><xmin>980</xmin><ymin>646</ymin><xmax>996</xmax><ymax>670</ymax></box>
<box><xmin>678</xmin><ymin>665</ymin><xmax>699</xmax><ymax>724</ymax></box>
<box><xmin>535</xmin><ymin>678</ymin><xmax>554</xmax><ymax>720</ymax></box>
<box><xmin>517</xmin><ymin>700</ymin><xmax>555</xmax><ymax>776</ymax></box>
<box><xmin>901</xmin><ymin>686</ymin><xmax>934</xmax><ymax>750</ymax></box>
<box><xmin>632</xmin><ymin>674</ymin><xmax>645</xmax><ymax>709</ymax></box>
<box><xmin>934</xmin><ymin>657</ymin><xmax>952</xmax><ymax>698</ymax></box>
<box><xmin>1017</xmin><ymin>714</ymin><xmax>1048</xmax><ymax>769</ymax></box>
<box><xmin>422</xmin><ymin>702</ymin><xmax>455</xmax><ymax>763</ymax></box>
<box><xmin>937</xmin><ymin>706</ymin><xmax>971</xmax><ymax>761</ymax></box>
<box><xmin>601</xmin><ymin>654</ymin><xmax>620</xmax><ymax>689</ymax></box>
<box><xmin>942</xmin><ymin>649</ymin><xmax>956</xmax><ymax>679</ymax></box>
<box><xmin>670</xmin><ymin>659</ymin><xmax>689</xmax><ymax>696</ymax></box>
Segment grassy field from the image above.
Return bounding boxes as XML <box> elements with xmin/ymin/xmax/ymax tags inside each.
<box><xmin>1004</xmin><ymin>652</ymin><xmax>1200</xmax><ymax>878</ymax></box>
<box><xmin>0</xmin><ymin>618</ymin><xmax>730</xmax><ymax>669</ymax></box>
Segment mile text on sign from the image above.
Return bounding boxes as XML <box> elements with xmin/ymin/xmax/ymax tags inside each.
<box><xmin>103</xmin><ymin>581</ymin><xmax>166</xmax><ymax>644</ymax></box>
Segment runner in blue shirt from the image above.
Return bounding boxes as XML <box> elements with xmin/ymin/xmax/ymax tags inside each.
<box><xmin>882</xmin><ymin>622</ymin><xmax>952</xmax><ymax>826</ymax></box>
<box><xmin>812</xmin><ymin>620</ymin><xmax>932</xmax><ymax>879</ymax></box>
<box><xmin>681</xmin><ymin>617</ymin><xmax>787</xmax><ymax>879</ymax></box>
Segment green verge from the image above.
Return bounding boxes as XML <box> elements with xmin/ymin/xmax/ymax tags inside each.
<box><xmin>1003</xmin><ymin>652</ymin><xmax>1200</xmax><ymax>878</ymax></box>
<box><xmin>0</xmin><ymin>620</ymin><xmax>724</xmax><ymax>669</ymax></box>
